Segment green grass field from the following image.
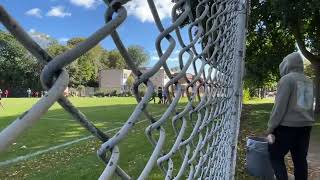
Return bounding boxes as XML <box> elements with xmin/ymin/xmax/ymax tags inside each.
<box><xmin>0</xmin><ymin>97</ymin><xmax>191</xmax><ymax>179</ymax></box>
<box><xmin>1</xmin><ymin>97</ymin><xmax>318</xmax><ymax>179</ymax></box>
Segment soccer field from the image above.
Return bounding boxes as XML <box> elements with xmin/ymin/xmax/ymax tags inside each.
<box><xmin>0</xmin><ymin>97</ymin><xmax>187</xmax><ymax>179</ymax></box>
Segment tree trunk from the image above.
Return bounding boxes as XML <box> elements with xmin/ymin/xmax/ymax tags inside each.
<box><xmin>291</xmin><ymin>23</ymin><xmax>320</xmax><ymax>113</ymax></box>
<box><xmin>314</xmin><ymin>64</ymin><xmax>320</xmax><ymax>113</ymax></box>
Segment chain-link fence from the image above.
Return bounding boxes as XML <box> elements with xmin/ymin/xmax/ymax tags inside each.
<box><xmin>0</xmin><ymin>0</ymin><xmax>247</xmax><ymax>179</ymax></box>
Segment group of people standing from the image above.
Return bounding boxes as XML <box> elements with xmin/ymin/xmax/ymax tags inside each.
<box><xmin>150</xmin><ymin>87</ymin><xmax>168</xmax><ymax>104</ymax></box>
<box><xmin>157</xmin><ymin>87</ymin><xmax>168</xmax><ymax>104</ymax></box>
<box><xmin>0</xmin><ymin>88</ymin><xmax>48</xmax><ymax>99</ymax></box>
<box><xmin>26</xmin><ymin>88</ymin><xmax>48</xmax><ymax>98</ymax></box>
<box><xmin>0</xmin><ymin>89</ymin><xmax>9</xmax><ymax>98</ymax></box>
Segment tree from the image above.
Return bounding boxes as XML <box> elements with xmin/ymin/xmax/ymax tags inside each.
<box><xmin>66</xmin><ymin>37</ymin><xmax>105</xmax><ymax>87</ymax></box>
<box><xmin>127</xmin><ymin>45</ymin><xmax>149</xmax><ymax>68</ymax></box>
<box><xmin>0</xmin><ymin>31</ymin><xmax>41</xmax><ymax>96</ymax></box>
<box><xmin>46</xmin><ymin>43</ymin><xmax>82</xmax><ymax>87</ymax></box>
<box><xmin>47</xmin><ymin>37</ymin><xmax>106</xmax><ymax>87</ymax></box>
<box><xmin>101</xmin><ymin>46</ymin><xmax>149</xmax><ymax>70</ymax></box>
<box><xmin>244</xmin><ymin>0</ymin><xmax>296</xmax><ymax>96</ymax></box>
<box><xmin>126</xmin><ymin>75</ymin><xmax>135</xmax><ymax>90</ymax></box>
<box><xmin>304</xmin><ymin>60</ymin><xmax>315</xmax><ymax>80</ymax></box>
<box><xmin>104</xmin><ymin>50</ymin><xmax>126</xmax><ymax>69</ymax></box>
<box><xmin>47</xmin><ymin>43</ymin><xmax>68</xmax><ymax>57</ymax></box>
<box><xmin>272</xmin><ymin>0</ymin><xmax>320</xmax><ymax>111</ymax></box>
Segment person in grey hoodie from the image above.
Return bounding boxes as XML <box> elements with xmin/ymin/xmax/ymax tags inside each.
<box><xmin>267</xmin><ymin>52</ymin><xmax>314</xmax><ymax>180</ymax></box>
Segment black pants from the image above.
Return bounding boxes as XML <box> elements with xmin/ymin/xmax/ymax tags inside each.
<box><xmin>268</xmin><ymin>126</ymin><xmax>312</xmax><ymax>180</ymax></box>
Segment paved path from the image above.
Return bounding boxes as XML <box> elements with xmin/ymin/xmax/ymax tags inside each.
<box><xmin>308</xmin><ymin>126</ymin><xmax>320</xmax><ymax>180</ymax></box>
<box><xmin>288</xmin><ymin>126</ymin><xmax>320</xmax><ymax>180</ymax></box>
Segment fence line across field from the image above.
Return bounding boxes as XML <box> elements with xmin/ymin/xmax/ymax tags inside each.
<box><xmin>0</xmin><ymin>0</ymin><xmax>247</xmax><ymax>179</ymax></box>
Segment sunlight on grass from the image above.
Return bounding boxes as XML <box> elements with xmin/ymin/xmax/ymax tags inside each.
<box><xmin>0</xmin><ymin>97</ymin><xmax>189</xmax><ymax>179</ymax></box>
<box><xmin>2</xmin><ymin>97</ymin><xmax>314</xmax><ymax>179</ymax></box>
<box><xmin>244</xmin><ymin>97</ymin><xmax>274</xmax><ymax>104</ymax></box>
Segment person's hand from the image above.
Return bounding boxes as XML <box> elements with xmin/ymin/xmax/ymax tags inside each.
<box><xmin>266</xmin><ymin>134</ymin><xmax>275</xmax><ymax>144</ymax></box>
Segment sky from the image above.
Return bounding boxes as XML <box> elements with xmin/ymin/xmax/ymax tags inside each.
<box><xmin>0</xmin><ymin>0</ymin><xmax>190</xmax><ymax>68</ymax></box>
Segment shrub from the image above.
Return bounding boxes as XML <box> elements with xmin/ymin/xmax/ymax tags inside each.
<box><xmin>110</xmin><ymin>90</ymin><xmax>117</xmax><ymax>97</ymax></box>
<box><xmin>243</xmin><ymin>88</ymin><xmax>251</xmax><ymax>102</ymax></box>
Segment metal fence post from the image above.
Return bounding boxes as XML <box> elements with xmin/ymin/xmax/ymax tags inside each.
<box><xmin>229</xmin><ymin>0</ymin><xmax>248</xmax><ymax>179</ymax></box>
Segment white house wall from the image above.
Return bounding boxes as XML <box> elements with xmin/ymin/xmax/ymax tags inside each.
<box><xmin>100</xmin><ymin>68</ymin><xmax>169</xmax><ymax>91</ymax></box>
<box><xmin>99</xmin><ymin>69</ymin><xmax>123</xmax><ymax>91</ymax></box>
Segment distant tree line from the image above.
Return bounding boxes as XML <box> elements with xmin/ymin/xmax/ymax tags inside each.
<box><xmin>0</xmin><ymin>30</ymin><xmax>149</xmax><ymax>96</ymax></box>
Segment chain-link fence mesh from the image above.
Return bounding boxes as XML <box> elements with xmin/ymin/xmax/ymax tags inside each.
<box><xmin>0</xmin><ymin>0</ymin><xmax>247</xmax><ymax>179</ymax></box>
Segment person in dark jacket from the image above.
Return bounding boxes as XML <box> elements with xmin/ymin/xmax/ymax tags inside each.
<box><xmin>266</xmin><ymin>52</ymin><xmax>314</xmax><ymax>180</ymax></box>
<box><xmin>157</xmin><ymin>87</ymin><xmax>163</xmax><ymax>104</ymax></box>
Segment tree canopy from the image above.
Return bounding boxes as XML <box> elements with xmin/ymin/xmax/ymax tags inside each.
<box><xmin>127</xmin><ymin>45</ymin><xmax>149</xmax><ymax>68</ymax></box>
<box><xmin>244</xmin><ymin>0</ymin><xmax>296</xmax><ymax>91</ymax></box>
<box><xmin>0</xmin><ymin>31</ymin><xmax>41</xmax><ymax>96</ymax></box>
<box><xmin>271</xmin><ymin>0</ymin><xmax>320</xmax><ymax>111</ymax></box>
<box><xmin>0</xmin><ymin>30</ymin><xmax>150</xmax><ymax>95</ymax></box>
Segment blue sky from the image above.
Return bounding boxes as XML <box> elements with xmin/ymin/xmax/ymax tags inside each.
<box><xmin>0</xmin><ymin>0</ymin><xmax>187</xmax><ymax>68</ymax></box>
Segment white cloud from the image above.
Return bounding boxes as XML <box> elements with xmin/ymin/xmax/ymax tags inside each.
<box><xmin>27</xmin><ymin>29</ymin><xmax>53</xmax><ymax>48</ymax></box>
<box><xmin>46</xmin><ymin>6</ymin><xmax>71</xmax><ymax>18</ymax></box>
<box><xmin>125</xmin><ymin>0</ymin><xmax>174</xmax><ymax>22</ymax></box>
<box><xmin>151</xmin><ymin>56</ymin><xmax>178</xmax><ymax>62</ymax></box>
<box><xmin>150</xmin><ymin>50</ymin><xmax>179</xmax><ymax>63</ymax></box>
<box><xmin>29</xmin><ymin>28</ymin><xmax>36</xmax><ymax>33</ymax></box>
<box><xmin>69</xmin><ymin>0</ymin><xmax>100</xmax><ymax>8</ymax></box>
<box><xmin>151</xmin><ymin>56</ymin><xmax>158</xmax><ymax>60</ymax></box>
<box><xmin>58</xmin><ymin>37</ymin><xmax>69</xmax><ymax>43</ymax></box>
<box><xmin>167</xmin><ymin>57</ymin><xmax>179</xmax><ymax>62</ymax></box>
<box><xmin>25</xmin><ymin>8</ymin><xmax>42</xmax><ymax>18</ymax></box>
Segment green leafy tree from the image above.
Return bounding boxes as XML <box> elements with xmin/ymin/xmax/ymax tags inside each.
<box><xmin>47</xmin><ymin>37</ymin><xmax>106</xmax><ymax>87</ymax></box>
<box><xmin>127</xmin><ymin>45</ymin><xmax>149</xmax><ymax>68</ymax></box>
<box><xmin>66</xmin><ymin>37</ymin><xmax>104</xmax><ymax>87</ymax></box>
<box><xmin>244</xmin><ymin>0</ymin><xmax>295</xmax><ymax>96</ymax></box>
<box><xmin>0</xmin><ymin>31</ymin><xmax>41</xmax><ymax>96</ymax></box>
<box><xmin>104</xmin><ymin>50</ymin><xmax>126</xmax><ymax>69</ymax></box>
<box><xmin>304</xmin><ymin>60</ymin><xmax>315</xmax><ymax>80</ymax></box>
<box><xmin>126</xmin><ymin>75</ymin><xmax>135</xmax><ymax>90</ymax></box>
<box><xmin>47</xmin><ymin>44</ymin><xmax>68</xmax><ymax>57</ymax></box>
<box><xmin>272</xmin><ymin>0</ymin><xmax>320</xmax><ymax>111</ymax></box>
<box><xmin>46</xmin><ymin>43</ymin><xmax>81</xmax><ymax>86</ymax></box>
<box><xmin>100</xmin><ymin>46</ymin><xmax>149</xmax><ymax>70</ymax></box>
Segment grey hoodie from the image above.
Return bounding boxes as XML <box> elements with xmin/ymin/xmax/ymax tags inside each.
<box><xmin>267</xmin><ymin>52</ymin><xmax>314</xmax><ymax>134</ymax></box>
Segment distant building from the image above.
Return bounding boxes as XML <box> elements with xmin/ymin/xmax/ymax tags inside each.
<box><xmin>99</xmin><ymin>68</ymin><xmax>170</xmax><ymax>92</ymax></box>
<box><xmin>99</xmin><ymin>69</ymin><xmax>132</xmax><ymax>92</ymax></box>
<box><xmin>172</xmin><ymin>73</ymin><xmax>204</xmax><ymax>96</ymax></box>
<box><xmin>139</xmin><ymin>67</ymin><xmax>170</xmax><ymax>88</ymax></box>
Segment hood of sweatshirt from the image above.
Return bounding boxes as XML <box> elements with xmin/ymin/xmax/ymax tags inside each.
<box><xmin>279</xmin><ymin>52</ymin><xmax>304</xmax><ymax>77</ymax></box>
